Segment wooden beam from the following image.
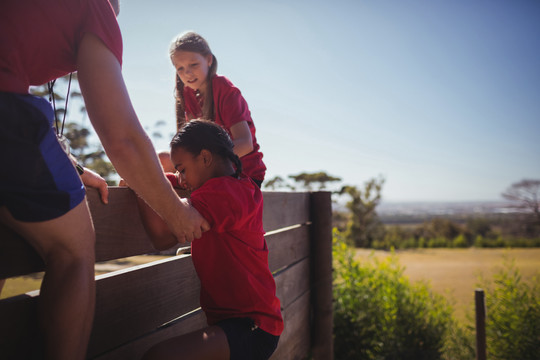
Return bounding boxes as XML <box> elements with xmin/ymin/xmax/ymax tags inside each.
<box><xmin>88</xmin><ymin>255</ymin><xmax>200</xmax><ymax>358</ymax></box>
<box><xmin>309</xmin><ymin>191</ymin><xmax>334</xmax><ymax>360</ymax></box>
<box><xmin>267</xmin><ymin>224</ymin><xmax>310</xmax><ymax>273</ymax></box>
<box><xmin>263</xmin><ymin>192</ymin><xmax>310</xmax><ymax>232</ymax></box>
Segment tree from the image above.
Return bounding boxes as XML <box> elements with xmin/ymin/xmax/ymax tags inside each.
<box><xmin>502</xmin><ymin>179</ymin><xmax>540</xmax><ymax>223</ymax></box>
<box><xmin>264</xmin><ymin>176</ymin><xmax>295</xmax><ymax>191</ymax></box>
<box><xmin>288</xmin><ymin>171</ymin><xmax>342</xmax><ymax>191</ymax></box>
<box><xmin>264</xmin><ymin>171</ymin><xmax>342</xmax><ymax>191</ymax></box>
<box><xmin>339</xmin><ymin>176</ymin><xmax>385</xmax><ymax>247</ymax></box>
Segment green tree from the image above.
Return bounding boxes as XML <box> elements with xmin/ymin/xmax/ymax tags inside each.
<box><xmin>264</xmin><ymin>176</ymin><xmax>295</xmax><ymax>191</ymax></box>
<box><xmin>288</xmin><ymin>171</ymin><xmax>342</xmax><ymax>191</ymax></box>
<box><xmin>339</xmin><ymin>176</ymin><xmax>385</xmax><ymax>247</ymax></box>
<box><xmin>264</xmin><ymin>171</ymin><xmax>342</xmax><ymax>192</ymax></box>
<box><xmin>416</xmin><ymin>218</ymin><xmax>464</xmax><ymax>243</ymax></box>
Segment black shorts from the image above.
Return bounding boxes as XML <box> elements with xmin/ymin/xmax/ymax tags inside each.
<box><xmin>216</xmin><ymin>318</ymin><xmax>280</xmax><ymax>360</ymax></box>
<box><xmin>0</xmin><ymin>92</ymin><xmax>85</xmax><ymax>222</ymax></box>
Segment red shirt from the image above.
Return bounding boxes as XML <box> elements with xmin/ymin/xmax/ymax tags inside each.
<box><xmin>183</xmin><ymin>75</ymin><xmax>266</xmax><ymax>181</ymax></box>
<box><xmin>0</xmin><ymin>0</ymin><xmax>122</xmax><ymax>94</ymax></box>
<box><xmin>190</xmin><ymin>176</ymin><xmax>283</xmax><ymax>336</ymax></box>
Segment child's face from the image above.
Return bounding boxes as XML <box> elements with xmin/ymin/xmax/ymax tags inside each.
<box><xmin>171</xmin><ymin>147</ymin><xmax>209</xmax><ymax>191</ymax></box>
<box><xmin>171</xmin><ymin>50</ymin><xmax>213</xmax><ymax>93</ymax></box>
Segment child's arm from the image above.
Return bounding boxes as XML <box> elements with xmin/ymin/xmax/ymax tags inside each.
<box><xmin>135</xmin><ymin>195</ymin><xmax>178</xmax><ymax>251</ymax></box>
<box><xmin>229</xmin><ymin>121</ymin><xmax>254</xmax><ymax>157</ymax></box>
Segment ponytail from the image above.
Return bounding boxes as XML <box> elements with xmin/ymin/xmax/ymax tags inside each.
<box><xmin>226</xmin><ymin>149</ymin><xmax>243</xmax><ymax>178</ymax></box>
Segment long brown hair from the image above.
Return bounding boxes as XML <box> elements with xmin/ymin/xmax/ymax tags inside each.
<box><xmin>169</xmin><ymin>31</ymin><xmax>218</xmax><ymax>131</ymax></box>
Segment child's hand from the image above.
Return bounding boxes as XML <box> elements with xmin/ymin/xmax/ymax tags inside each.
<box><xmin>165</xmin><ymin>172</ymin><xmax>180</xmax><ymax>188</ymax></box>
<box><xmin>165</xmin><ymin>172</ymin><xmax>188</xmax><ymax>190</ymax></box>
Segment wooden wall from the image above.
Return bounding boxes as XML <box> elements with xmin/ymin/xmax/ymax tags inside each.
<box><xmin>0</xmin><ymin>188</ymin><xmax>332</xmax><ymax>360</ymax></box>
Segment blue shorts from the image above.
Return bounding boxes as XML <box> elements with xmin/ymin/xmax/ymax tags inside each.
<box><xmin>0</xmin><ymin>92</ymin><xmax>85</xmax><ymax>222</ymax></box>
<box><xmin>216</xmin><ymin>318</ymin><xmax>280</xmax><ymax>360</ymax></box>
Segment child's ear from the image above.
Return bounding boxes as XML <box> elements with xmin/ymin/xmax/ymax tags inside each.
<box><xmin>200</xmin><ymin>149</ymin><xmax>213</xmax><ymax>167</ymax></box>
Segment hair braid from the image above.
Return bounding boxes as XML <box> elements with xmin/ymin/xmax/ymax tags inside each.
<box><xmin>226</xmin><ymin>148</ymin><xmax>243</xmax><ymax>178</ymax></box>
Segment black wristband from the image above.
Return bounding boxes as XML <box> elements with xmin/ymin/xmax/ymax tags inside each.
<box><xmin>76</xmin><ymin>163</ymin><xmax>85</xmax><ymax>175</ymax></box>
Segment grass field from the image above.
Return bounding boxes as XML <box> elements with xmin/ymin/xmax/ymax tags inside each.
<box><xmin>3</xmin><ymin>249</ymin><xmax>539</xmax><ymax>324</ymax></box>
<box><xmin>354</xmin><ymin>248</ymin><xmax>540</xmax><ymax>322</ymax></box>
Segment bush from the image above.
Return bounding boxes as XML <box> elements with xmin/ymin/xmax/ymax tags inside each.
<box><xmin>478</xmin><ymin>259</ymin><xmax>540</xmax><ymax>360</ymax></box>
<box><xmin>451</xmin><ymin>234</ymin><xmax>468</xmax><ymax>248</ymax></box>
<box><xmin>333</xmin><ymin>230</ymin><xmax>455</xmax><ymax>359</ymax></box>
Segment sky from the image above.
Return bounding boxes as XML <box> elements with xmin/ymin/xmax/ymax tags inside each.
<box><xmin>112</xmin><ymin>0</ymin><xmax>540</xmax><ymax>202</ymax></box>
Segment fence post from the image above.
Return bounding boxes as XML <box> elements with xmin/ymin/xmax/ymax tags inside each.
<box><xmin>475</xmin><ymin>288</ymin><xmax>487</xmax><ymax>360</ymax></box>
<box><xmin>309</xmin><ymin>191</ymin><xmax>333</xmax><ymax>360</ymax></box>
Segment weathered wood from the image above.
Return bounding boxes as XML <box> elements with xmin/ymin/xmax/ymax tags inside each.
<box><xmin>0</xmin><ymin>189</ymin><xmax>331</xmax><ymax>360</ymax></box>
<box><xmin>275</xmin><ymin>258</ymin><xmax>310</xmax><ymax>310</ymax></box>
<box><xmin>88</xmin><ymin>255</ymin><xmax>200</xmax><ymax>358</ymax></box>
<box><xmin>271</xmin><ymin>290</ymin><xmax>311</xmax><ymax>360</ymax></box>
<box><xmin>262</xmin><ymin>192</ymin><xmax>311</xmax><ymax>232</ymax></box>
<box><xmin>267</xmin><ymin>224</ymin><xmax>310</xmax><ymax>273</ymax></box>
<box><xmin>0</xmin><ymin>291</ymin><xmax>39</xmax><ymax>359</ymax></box>
<box><xmin>90</xmin><ymin>187</ymin><xmax>157</xmax><ymax>262</ymax></box>
<box><xmin>0</xmin><ymin>188</ymin><xmax>312</xmax><ymax>278</ymax></box>
<box><xmin>91</xmin><ymin>310</ymin><xmax>208</xmax><ymax>360</ymax></box>
<box><xmin>93</xmin><ymin>288</ymin><xmax>311</xmax><ymax>360</ymax></box>
<box><xmin>475</xmin><ymin>289</ymin><xmax>487</xmax><ymax>360</ymax></box>
<box><xmin>309</xmin><ymin>191</ymin><xmax>334</xmax><ymax>360</ymax></box>
<box><xmin>0</xmin><ymin>222</ymin><xmax>43</xmax><ymax>279</ymax></box>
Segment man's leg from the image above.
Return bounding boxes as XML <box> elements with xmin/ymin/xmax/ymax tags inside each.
<box><xmin>0</xmin><ymin>199</ymin><xmax>96</xmax><ymax>360</ymax></box>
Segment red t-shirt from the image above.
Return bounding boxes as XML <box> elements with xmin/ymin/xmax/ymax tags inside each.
<box><xmin>183</xmin><ymin>75</ymin><xmax>266</xmax><ymax>182</ymax></box>
<box><xmin>190</xmin><ymin>176</ymin><xmax>283</xmax><ymax>336</ymax></box>
<box><xmin>0</xmin><ymin>0</ymin><xmax>122</xmax><ymax>94</ymax></box>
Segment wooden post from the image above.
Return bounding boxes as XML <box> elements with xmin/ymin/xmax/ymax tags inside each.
<box><xmin>475</xmin><ymin>289</ymin><xmax>487</xmax><ymax>360</ymax></box>
<box><xmin>309</xmin><ymin>191</ymin><xmax>333</xmax><ymax>360</ymax></box>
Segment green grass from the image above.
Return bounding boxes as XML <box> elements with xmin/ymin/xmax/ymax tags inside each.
<box><xmin>354</xmin><ymin>248</ymin><xmax>540</xmax><ymax>323</ymax></box>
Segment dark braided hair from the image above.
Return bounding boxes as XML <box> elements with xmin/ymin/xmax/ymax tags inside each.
<box><xmin>170</xmin><ymin>119</ymin><xmax>242</xmax><ymax>177</ymax></box>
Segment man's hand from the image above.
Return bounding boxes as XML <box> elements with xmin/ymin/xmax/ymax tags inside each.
<box><xmin>80</xmin><ymin>168</ymin><xmax>109</xmax><ymax>204</ymax></box>
<box><xmin>169</xmin><ymin>198</ymin><xmax>210</xmax><ymax>243</ymax></box>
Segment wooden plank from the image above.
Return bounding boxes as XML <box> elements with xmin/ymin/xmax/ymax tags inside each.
<box><xmin>0</xmin><ymin>292</ymin><xmax>40</xmax><ymax>359</ymax></box>
<box><xmin>267</xmin><ymin>224</ymin><xmax>310</xmax><ymax>273</ymax></box>
<box><xmin>0</xmin><ymin>222</ymin><xmax>43</xmax><ymax>279</ymax></box>
<box><xmin>93</xmin><ymin>289</ymin><xmax>311</xmax><ymax>360</ymax></box>
<box><xmin>91</xmin><ymin>310</ymin><xmax>207</xmax><ymax>360</ymax></box>
<box><xmin>275</xmin><ymin>258</ymin><xmax>310</xmax><ymax>310</ymax></box>
<box><xmin>270</xmin><ymin>290</ymin><xmax>311</xmax><ymax>360</ymax></box>
<box><xmin>87</xmin><ymin>255</ymin><xmax>201</xmax><ymax>358</ymax></box>
<box><xmin>310</xmin><ymin>191</ymin><xmax>334</xmax><ymax>360</ymax></box>
<box><xmin>262</xmin><ymin>192</ymin><xmax>311</xmax><ymax>232</ymax></box>
<box><xmin>88</xmin><ymin>187</ymin><xmax>156</xmax><ymax>262</ymax></box>
<box><xmin>0</xmin><ymin>189</ymin><xmax>311</xmax><ymax>278</ymax></box>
